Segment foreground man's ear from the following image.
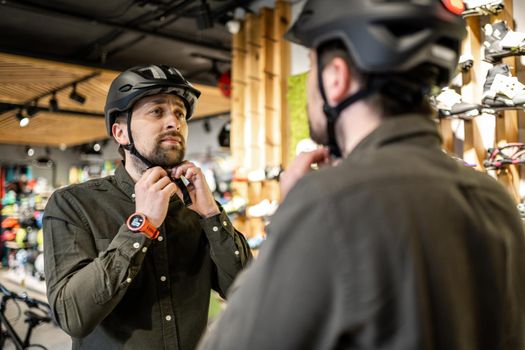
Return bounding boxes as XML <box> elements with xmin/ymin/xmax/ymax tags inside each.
<box><xmin>323</xmin><ymin>56</ymin><xmax>351</xmax><ymax>105</ymax></box>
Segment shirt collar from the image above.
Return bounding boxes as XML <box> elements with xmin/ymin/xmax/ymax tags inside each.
<box><xmin>349</xmin><ymin>114</ymin><xmax>442</xmax><ymax>156</ymax></box>
<box><xmin>113</xmin><ymin>163</ymin><xmax>185</xmax><ymax>205</ymax></box>
<box><xmin>114</xmin><ymin>163</ymin><xmax>136</xmax><ymax>199</ymax></box>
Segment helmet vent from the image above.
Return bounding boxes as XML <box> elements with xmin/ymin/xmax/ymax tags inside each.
<box><xmin>382</xmin><ymin>21</ymin><xmax>428</xmax><ymax>38</ymax></box>
<box><xmin>119</xmin><ymin>84</ymin><xmax>132</xmax><ymax>92</ymax></box>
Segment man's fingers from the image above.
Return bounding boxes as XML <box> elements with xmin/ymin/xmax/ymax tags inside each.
<box><xmin>295</xmin><ymin>148</ymin><xmax>329</xmax><ymax>171</ymax></box>
<box><xmin>161</xmin><ymin>182</ymin><xmax>178</xmax><ymax>196</ymax></box>
<box><xmin>153</xmin><ymin>175</ymin><xmax>172</xmax><ymax>191</ymax></box>
<box><xmin>142</xmin><ymin>166</ymin><xmax>168</xmax><ymax>184</ymax></box>
<box><xmin>171</xmin><ymin>163</ymin><xmax>202</xmax><ymax>182</ymax></box>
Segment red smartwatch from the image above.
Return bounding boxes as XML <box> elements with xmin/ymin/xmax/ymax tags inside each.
<box><xmin>126</xmin><ymin>212</ymin><xmax>160</xmax><ymax>240</ymax></box>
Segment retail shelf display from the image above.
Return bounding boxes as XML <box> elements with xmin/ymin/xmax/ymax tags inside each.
<box><xmin>437</xmin><ymin>0</ymin><xmax>525</xmax><ymax>203</ymax></box>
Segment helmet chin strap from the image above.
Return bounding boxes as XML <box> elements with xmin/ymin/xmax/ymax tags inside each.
<box><xmin>316</xmin><ymin>50</ymin><xmax>381</xmax><ymax>158</ymax></box>
<box><xmin>122</xmin><ymin>110</ymin><xmax>154</xmax><ymax>169</ymax></box>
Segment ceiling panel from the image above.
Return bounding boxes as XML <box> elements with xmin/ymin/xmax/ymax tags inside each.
<box><xmin>0</xmin><ymin>52</ymin><xmax>231</xmax><ymax>147</ymax></box>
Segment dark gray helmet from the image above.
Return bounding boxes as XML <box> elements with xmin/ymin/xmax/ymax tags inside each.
<box><xmin>104</xmin><ymin>64</ymin><xmax>201</xmax><ymax>136</ymax></box>
<box><xmin>285</xmin><ymin>0</ymin><xmax>466</xmax><ymax>86</ymax></box>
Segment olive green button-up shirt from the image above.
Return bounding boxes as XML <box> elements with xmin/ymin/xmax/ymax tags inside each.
<box><xmin>43</xmin><ymin>165</ymin><xmax>252</xmax><ymax>350</ymax></box>
<box><xmin>198</xmin><ymin>114</ymin><xmax>525</xmax><ymax>350</ymax></box>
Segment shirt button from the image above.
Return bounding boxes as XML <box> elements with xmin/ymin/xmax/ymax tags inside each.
<box><xmin>126</xmin><ymin>278</ymin><xmax>132</xmax><ymax>283</ymax></box>
<box><xmin>142</xmin><ymin>247</ymin><xmax>148</xmax><ymax>253</ymax></box>
<box><xmin>234</xmin><ymin>250</ymin><xmax>240</xmax><ymax>256</ymax></box>
<box><xmin>157</xmin><ymin>236</ymin><xmax>164</xmax><ymax>241</ymax></box>
<box><xmin>212</xmin><ymin>226</ymin><xmax>219</xmax><ymax>232</ymax></box>
<box><xmin>165</xmin><ymin>315</ymin><xmax>172</xmax><ymax>321</ymax></box>
<box><xmin>223</xmin><ymin>221</ymin><xmax>228</xmax><ymax>227</ymax></box>
<box><xmin>160</xmin><ymin>276</ymin><xmax>167</xmax><ymax>282</ymax></box>
<box><xmin>133</xmin><ymin>242</ymin><xmax>140</xmax><ymax>249</ymax></box>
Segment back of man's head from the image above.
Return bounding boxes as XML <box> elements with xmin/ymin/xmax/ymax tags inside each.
<box><xmin>287</xmin><ymin>0</ymin><xmax>467</xmax><ymax>115</ymax></box>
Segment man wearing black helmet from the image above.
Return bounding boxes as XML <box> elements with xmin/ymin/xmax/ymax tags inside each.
<box><xmin>198</xmin><ymin>0</ymin><xmax>525</xmax><ymax>349</ymax></box>
<box><xmin>43</xmin><ymin>65</ymin><xmax>252</xmax><ymax>349</ymax></box>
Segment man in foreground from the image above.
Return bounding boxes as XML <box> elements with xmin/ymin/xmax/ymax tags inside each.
<box><xmin>198</xmin><ymin>0</ymin><xmax>525</xmax><ymax>348</ymax></box>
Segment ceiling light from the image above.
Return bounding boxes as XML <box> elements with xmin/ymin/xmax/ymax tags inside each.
<box><xmin>49</xmin><ymin>92</ymin><xmax>59</xmax><ymax>112</ymax></box>
<box><xmin>26</xmin><ymin>101</ymin><xmax>39</xmax><ymax>117</ymax></box>
<box><xmin>196</xmin><ymin>0</ymin><xmax>213</xmax><ymax>30</ymax></box>
<box><xmin>93</xmin><ymin>143</ymin><xmax>101</xmax><ymax>152</ymax></box>
<box><xmin>226</xmin><ymin>19</ymin><xmax>241</xmax><ymax>34</ymax></box>
<box><xmin>16</xmin><ymin>110</ymin><xmax>30</xmax><ymax>127</ymax></box>
<box><xmin>25</xmin><ymin>145</ymin><xmax>35</xmax><ymax>157</ymax></box>
<box><xmin>69</xmin><ymin>84</ymin><xmax>86</xmax><ymax>104</ymax></box>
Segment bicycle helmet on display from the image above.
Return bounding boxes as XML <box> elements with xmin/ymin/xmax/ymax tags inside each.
<box><xmin>285</xmin><ymin>0</ymin><xmax>467</xmax><ymax>157</ymax></box>
<box><xmin>104</xmin><ymin>64</ymin><xmax>201</xmax><ymax>167</ymax></box>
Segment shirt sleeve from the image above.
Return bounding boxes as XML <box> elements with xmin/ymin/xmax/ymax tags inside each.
<box><xmin>199</xmin><ymin>210</ymin><xmax>252</xmax><ymax>298</ymax></box>
<box><xmin>43</xmin><ymin>189</ymin><xmax>152</xmax><ymax>338</ymax></box>
<box><xmin>197</xmin><ymin>188</ymin><xmax>339</xmax><ymax>349</ymax></box>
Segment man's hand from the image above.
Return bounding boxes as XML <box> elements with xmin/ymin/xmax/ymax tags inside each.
<box><xmin>280</xmin><ymin>148</ymin><xmax>331</xmax><ymax>200</ymax></box>
<box><xmin>170</xmin><ymin>162</ymin><xmax>220</xmax><ymax>218</ymax></box>
<box><xmin>134</xmin><ymin>167</ymin><xmax>178</xmax><ymax>228</ymax></box>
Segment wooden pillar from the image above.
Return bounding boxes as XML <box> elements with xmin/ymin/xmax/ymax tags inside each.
<box><xmin>230</xmin><ymin>3</ymin><xmax>291</xmax><ymax>237</ymax></box>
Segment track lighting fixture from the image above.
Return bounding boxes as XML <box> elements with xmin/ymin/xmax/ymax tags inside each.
<box><xmin>11</xmin><ymin>72</ymin><xmax>99</xmax><ymax>126</ymax></box>
<box><xmin>26</xmin><ymin>101</ymin><xmax>39</xmax><ymax>117</ymax></box>
<box><xmin>69</xmin><ymin>84</ymin><xmax>86</xmax><ymax>104</ymax></box>
<box><xmin>196</xmin><ymin>0</ymin><xmax>213</xmax><ymax>30</ymax></box>
<box><xmin>16</xmin><ymin>109</ymin><xmax>30</xmax><ymax>127</ymax></box>
<box><xmin>49</xmin><ymin>92</ymin><xmax>59</xmax><ymax>112</ymax></box>
<box><xmin>25</xmin><ymin>145</ymin><xmax>35</xmax><ymax>157</ymax></box>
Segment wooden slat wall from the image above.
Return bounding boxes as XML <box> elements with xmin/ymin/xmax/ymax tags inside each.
<box><xmin>230</xmin><ymin>2</ymin><xmax>291</xmax><ymax>238</ymax></box>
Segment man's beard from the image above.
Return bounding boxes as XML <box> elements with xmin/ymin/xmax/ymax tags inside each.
<box><xmin>131</xmin><ymin>131</ymin><xmax>186</xmax><ymax>172</ymax></box>
<box><xmin>307</xmin><ymin>111</ymin><xmax>328</xmax><ymax>146</ymax></box>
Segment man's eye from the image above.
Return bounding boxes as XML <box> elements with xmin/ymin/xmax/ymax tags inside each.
<box><xmin>177</xmin><ymin>111</ymin><xmax>186</xmax><ymax>119</ymax></box>
<box><xmin>150</xmin><ymin>108</ymin><xmax>162</xmax><ymax>115</ymax></box>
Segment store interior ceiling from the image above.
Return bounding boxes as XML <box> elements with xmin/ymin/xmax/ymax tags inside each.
<box><xmin>0</xmin><ymin>0</ymin><xmax>257</xmax><ymax>148</ymax></box>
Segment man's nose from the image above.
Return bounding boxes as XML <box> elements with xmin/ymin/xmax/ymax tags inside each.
<box><xmin>165</xmin><ymin>111</ymin><xmax>181</xmax><ymax>130</ymax></box>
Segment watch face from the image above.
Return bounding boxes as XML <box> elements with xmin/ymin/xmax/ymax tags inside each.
<box><xmin>129</xmin><ymin>214</ymin><xmax>145</xmax><ymax>230</ymax></box>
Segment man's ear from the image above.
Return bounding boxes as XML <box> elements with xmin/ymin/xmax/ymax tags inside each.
<box><xmin>112</xmin><ymin>122</ymin><xmax>129</xmax><ymax>146</ymax></box>
<box><xmin>322</xmin><ymin>56</ymin><xmax>351</xmax><ymax>105</ymax></box>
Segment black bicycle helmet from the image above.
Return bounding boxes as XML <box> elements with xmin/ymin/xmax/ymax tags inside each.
<box><xmin>285</xmin><ymin>0</ymin><xmax>466</xmax><ymax>86</ymax></box>
<box><xmin>104</xmin><ymin>64</ymin><xmax>201</xmax><ymax>136</ymax></box>
<box><xmin>285</xmin><ymin>0</ymin><xmax>466</xmax><ymax>157</ymax></box>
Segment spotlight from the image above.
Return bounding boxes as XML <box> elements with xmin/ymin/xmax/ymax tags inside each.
<box><xmin>49</xmin><ymin>92</ymin><xmax>59</xmax><ymax>112</ymax></box>
<box><xmin>226</xmin><ymin>19</ymin><xmax>241</xmax><ymax>34</ymax></box>
<box><xmin>196</xmin><ymin>0</ymin><xmax>213</xmax><ymax>30</ymax></box>
<box><xmin>25</xmin><ymin>146</ymin><xmax>35</xmax><ymax>157</ymax></box>
<box><xmin>26</xmin><ymin>101</ymin><xmax>39</xmax><ymax>117</ymax></box>
<box><xmin>93</xmin><ymin>143</ymin><xmax>101</xmax><ymax>152</ymax></box>
<box><xmin>69</xmin><ymin>84</ymin><xmax>86</xmax><ymax>104</ymax></box>
<box><xmin>16</xmin><ymin>110</ymin><xmax>30</xmax><ymax>127</ymax></box>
